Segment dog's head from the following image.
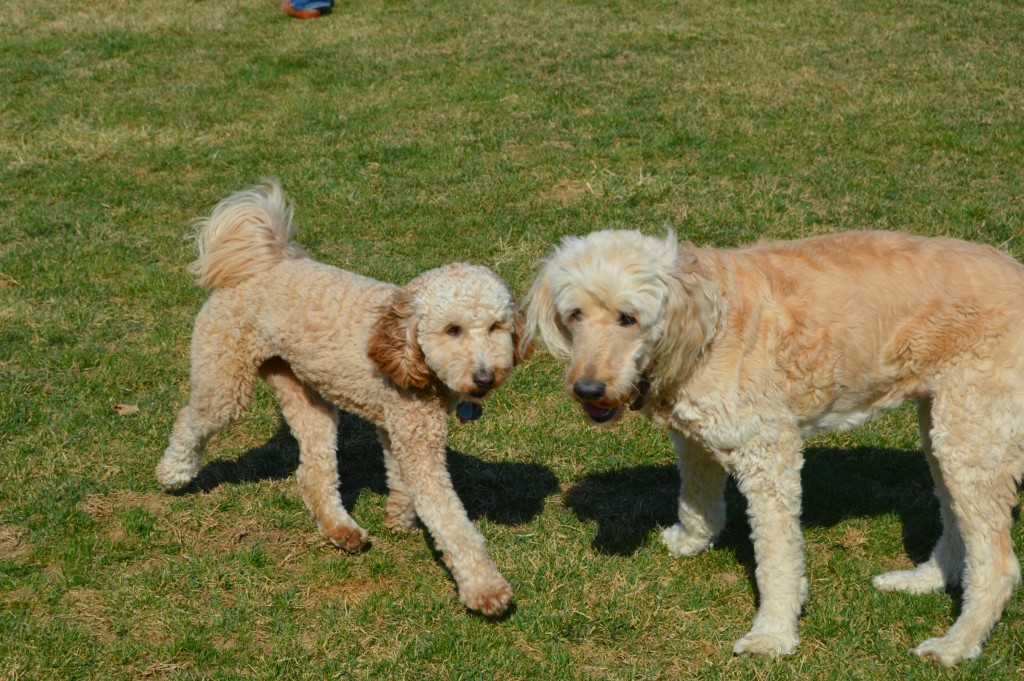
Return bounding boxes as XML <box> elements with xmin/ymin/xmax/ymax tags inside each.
<box><xmin>368</xmin><ymin>264</ymin><xmax>531</xmax><ymax>402</ymax></box>
<box><xmin>526</xmin><ymin>229</ymin><xmax>718</xmax><ymax>425</ymax></box>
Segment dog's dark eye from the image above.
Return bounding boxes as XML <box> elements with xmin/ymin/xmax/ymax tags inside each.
<box><xmin>569</xmin><ymin>309</ymin><xmax>583</xmax><ymax>323</ymax></box>
<box><xmin>446</xmin><ymin>325</ymin><xmax>462</xmax><ymax>337</ymax></box>
<box><xmin>618</xmin><ymin>312</ymin><xmax>638</xmax><ymax>328</ymax></box>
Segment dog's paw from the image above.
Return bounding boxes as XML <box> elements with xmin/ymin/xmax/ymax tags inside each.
<box><xmin>323</xmin><ymin>524</ymin><xmax>370</xmax><ymax>553</ymax></box>
<box><xmin>733</xmin><ymin>629</ymin><xmax>798</xmax><ymax>657</ymax></box>
<box><xmin>910</xmin><ymin>636</ymin><xmax>981</xmax><ymax>666</ymax></box>
<box><xmin>462</xmin><ymin>579</ymin><xmax>514</xmax><ymax>617</ymax></box>
<box><xmin>873</xmin><ymin>564</ymin><xmax>945</xmax><ymax>595</ymax></box>
<box><xmin>383</xmin><ymin>513</ymin><xmax>421</xmax><ymax>532</ymax></box>
<box><xmin>382</xmin><ymin>499</ymin><xmax>417</xmax><ymax>532</ymax></box>
<box><xmin>155</xmin><ymin>456</ymin><xmax>200</xmax><ymax>492</ymax></box>
<box><xmin>661</xmin><ymin>523</ymin><xmax>713</xmax><ymax>557</ymax></box>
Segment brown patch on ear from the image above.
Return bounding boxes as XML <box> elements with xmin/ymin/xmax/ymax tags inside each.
<box><xmin>512</xmin><ymin>309</ymin><xmax>533</xmax><ymax>365</ymax></box>
<box><xmin>367</xmin><ymin>290</ymin><xmax>433</xmax><ymax>389</ymax></box>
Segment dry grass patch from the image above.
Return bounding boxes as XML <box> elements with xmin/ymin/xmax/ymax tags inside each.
<box><xmin>298</xmin><ymin>577</ymin><xmax>397</xmax><ymax>611</ymax></box>
<box><xmin>79</xmin><ymin>490</ymin><xmax>169</xmax><ymax>521</ymax></box>
<box><xmin>0</xmin><ymin>524</ymin><xmax>30</xmax><ymax>560</ymax></box>
<box><xmin>544</xmin><ymin>178</ymin><xmax>590</xmax><ymax>205</ymax></box>
<box><xmin>62</xmin><ymin>587</ymin><xmax>117</xmax><ymax>646</ymax></box>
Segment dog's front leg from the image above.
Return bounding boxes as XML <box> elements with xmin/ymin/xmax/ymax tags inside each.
<box><xmin>661</xmin><ymin>432</ymin><xmax>728</xmax><ymax>556</ymax></box>
<box><xmin>385</xmin><ymin>402</ymin><xmax>513</xmax><ymax>617</ymax></box>
<box><xmin>729</xmin><ymin>433</ymin><xmax>807</xmax><ymax>657</ymax></box>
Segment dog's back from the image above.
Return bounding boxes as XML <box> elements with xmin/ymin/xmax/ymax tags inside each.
<box><xmin>723</xmin><ymin>231</ymin><xmax>1024</xmax><ymax>309</ymax></box>
<box><xmin>699</xmin><ymin>231</ymin><xmax>1024</xmax><ymax>427</ymax></box>
<box><xmin>712</xmin><ymin>231</ymin><xmax>1024</xmax><ymax>363</ymax></box>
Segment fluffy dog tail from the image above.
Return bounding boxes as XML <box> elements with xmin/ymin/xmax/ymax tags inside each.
<box><xmin>188</xmin><ymin>179</ymin><xmax>308</xmax><ymax>289</ymax></box>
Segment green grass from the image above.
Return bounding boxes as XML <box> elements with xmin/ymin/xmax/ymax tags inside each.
<box><xmin>2</xmin><ymin>0</ymin><xmax>1023</xmax><ymax>678</ymax></box>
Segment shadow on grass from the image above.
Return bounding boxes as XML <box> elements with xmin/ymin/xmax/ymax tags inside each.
<box><xmin>564</xmin><ymin>446</ymin><xmax>944</xmax><ymax>566</ymax></box>
<box><xmin>186</xmin><ymin>411</ymin><xmax>558</xmax><ymax>527</ymax></box>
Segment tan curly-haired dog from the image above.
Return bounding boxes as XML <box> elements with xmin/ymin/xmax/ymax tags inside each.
<box><xmin>527</xmin><ymin>229</ymin><xmax>1024</xmax><ymax>664</ymax></box>
<box><xmin>156</xmin><ymin>180</ymin><xmax>529</xmax><ymax>616</ymax></box>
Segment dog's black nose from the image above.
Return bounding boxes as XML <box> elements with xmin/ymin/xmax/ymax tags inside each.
<box><xmin>573</xmin><ymin>378</ymin><xmax>606</xmax><ymax>401</ymax></box>
<box><xmin>472</xmin><ymin>368</ymin><xmax>496</xmax><ymax>389</ymax></box>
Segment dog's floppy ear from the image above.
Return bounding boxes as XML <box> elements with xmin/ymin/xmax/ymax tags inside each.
<box><xmin>511</xmin><ymin>307</ymin><xmax>533</xmax><ymax>365</ymax></box>
<box><xmin>653</xmin><ymin>240</ymin><xmax>720</xmax><ymax>384</ymax></box>
<box><xmin>525</xmin><ymin>267</ymin><xmax>573</xmax><ymax>361</ymax></box>
<box><xmin>368</xmin><ymin>289</ymin><xmax>433</xmax><ymax>389</ymax></box>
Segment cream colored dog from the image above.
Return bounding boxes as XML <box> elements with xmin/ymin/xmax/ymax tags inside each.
<box><xmin>157</xmin><ymin>181</ymin><xmax>529</xmax><ymax>616</ymax></box>
<box><xmin>527</xmin><ymin>229</ymin><xmax>1024</xmax><ymax>664</ymax></box>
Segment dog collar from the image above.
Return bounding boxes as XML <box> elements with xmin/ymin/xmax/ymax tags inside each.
<box><xmin>629</xmin><ymin>375</ymin><xmax>652</xmax><ymax>411</ymax></box>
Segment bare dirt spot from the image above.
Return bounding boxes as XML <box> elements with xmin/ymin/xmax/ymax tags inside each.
<box><xmin>0</xmin><ymin>524</ymin><xmax>30</xmax><ymax>559</ymax></box>
<box><xmin>79</xmin><ymin>489</ymin><xmax>330</xmax><ymax>570</ymax></box>
<box><xmin>64</xmin><ymin>587</ymin><xmax>117</xmax><ymax>646</ymax></box>
<box><xmin>299</xmin><ymin>578</ymin><xmax>394</xmax><ymax>610</ymax></box>
<box><xmin>544</xmin><ymin>178</ymin><xmax>589</xmax><ymax>204</ymax></box>
<box><xmin>837</xmin><ymin>526</ymin><xmax>869</xmax><ymax>551</ymax></box>
<box><xmin>713</xmin><ymin>571</ymin><xmax>742</xmax><ymax>587</ymax></box>
<box><xmin>79</xmin><ymin>491</ymin><xmax>170</xmax><ymax>521</ymax></box>
<box><xmin>80</xmin><ymin>491</ymin><xmax>170</xmax><ymax>542</ymax></box>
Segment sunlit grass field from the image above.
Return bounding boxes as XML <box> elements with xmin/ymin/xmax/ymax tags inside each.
<box><xmin>2</xmin><ymin>0</ymin><xmax>1022</xmax><ymax>678</ymax></box>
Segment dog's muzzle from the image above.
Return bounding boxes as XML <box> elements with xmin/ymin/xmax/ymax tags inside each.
<box><xmin>573</xmin><ymin>375</ymin><xmax>651</xmax><ymax>424</ymax></box>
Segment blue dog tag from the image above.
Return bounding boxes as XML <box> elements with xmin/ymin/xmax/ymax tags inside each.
<box><xmin>456</xmin><ymin>401</ymin><xmax>482</xmax><ymax>423</ymax></box>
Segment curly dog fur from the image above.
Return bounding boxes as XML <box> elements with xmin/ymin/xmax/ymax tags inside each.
<box><xmin>527</xmin><ymin>229</ymin><xmax>1024</xmax><ymax>664</ymax></box>
<box><xmin>157</xmin><ymin>180</ymin><xmax>530</xmax><ymax>616</ymax></box>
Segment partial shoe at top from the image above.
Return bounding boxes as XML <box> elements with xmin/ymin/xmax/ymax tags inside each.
<box><xmin>279</xmin><ymin>0</ymin><xmax>323</xmax><ymax>20</ymax></box>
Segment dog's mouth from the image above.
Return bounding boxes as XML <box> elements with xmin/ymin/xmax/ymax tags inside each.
<box><xmin>579</xmin><ymin>376</ymin><xmax>650</xmax><ymax>424</ymax></box>
<box><xmin>581</xmin><ymin>401</ymin><xmax>621</xmax><ymax>424</ymax></box>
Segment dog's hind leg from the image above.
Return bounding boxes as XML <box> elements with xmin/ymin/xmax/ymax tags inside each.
<box><xmin>156</xmin><ymin>315</ymin><xmax>261</xmax><ymax>491</ymax></box>
<box><xmin>661</xmin><ymin>432</ymin><xmax>727</xmax><ymax>557</ymax></box>
<box><xmin>378</xmin><ymin>429</ymin><xmax>419</xmax><ymax>532</ymax></box>
<box><xmin>874</xmin><ymin>397</ymin><xmax>965</xmax><ymax>595</ymax></box>
<box><xmin>260</xmin><ymin>358</ymin><xmax>368</xmax><ymax>553</ymax></box>
<box><xmin>905</xmin><ymin>392</ymin><xmax>1022</xmax><ymax>666</ymax></box>
<box><xmin>157</xmin><ymin>404</ymin><xmax>227</xmax><ymax>490</ymax></box>
<box><xmin>730</xmin><ymin>431</ymin><xmax>807</xmax><ymax>657</ymax></box>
